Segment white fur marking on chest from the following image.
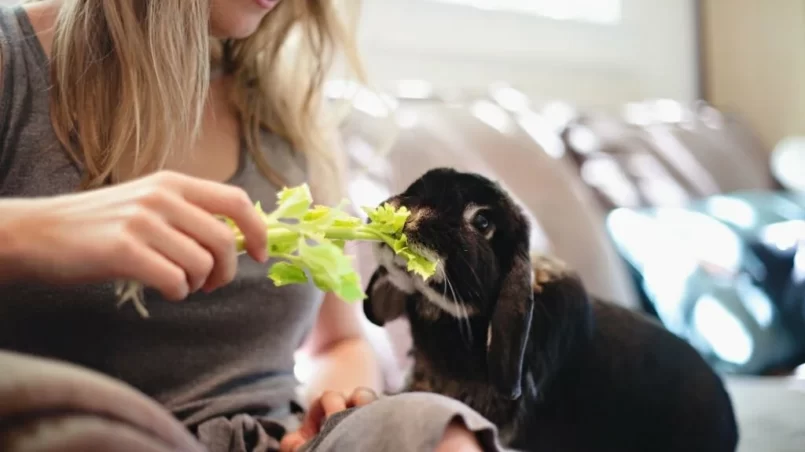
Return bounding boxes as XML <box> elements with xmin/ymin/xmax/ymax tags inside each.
<box><xmin>414</xmin><ymin>279</ymin><xmax>472</xmax><ymax>318</ymax></box>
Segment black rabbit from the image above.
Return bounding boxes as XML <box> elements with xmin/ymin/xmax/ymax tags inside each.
<box><xmin>363</xmin><ymin>168</ymin><xmax>739</xmax><ymax>452</ymax></box>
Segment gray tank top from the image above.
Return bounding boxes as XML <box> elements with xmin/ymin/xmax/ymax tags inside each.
<box><xmin>0</xmin><ymin>6</ymin><xmax>324</xmax><ymax>428</ymax></box>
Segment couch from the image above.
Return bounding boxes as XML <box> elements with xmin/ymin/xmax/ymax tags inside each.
<box><xmin>1</xmin><ymin>93</ymin><xmax>803</xmax><ymax>452</ymax></box>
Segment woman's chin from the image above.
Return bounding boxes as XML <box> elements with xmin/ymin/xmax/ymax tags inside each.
<box><xmin>209</xmin><ymin>16</ymin><xmax>265</xmax><ymax>40</ymax></box>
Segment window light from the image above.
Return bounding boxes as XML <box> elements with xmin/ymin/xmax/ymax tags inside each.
<box><xmin>426</xmin><ymin>0</ymin><xmax>621</xmax><ymax>24</ymax></box>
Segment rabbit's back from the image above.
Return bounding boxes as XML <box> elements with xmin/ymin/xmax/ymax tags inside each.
<box><xmin>516</xmin><ymin>299</ymin><xmax>739</xmax><ymax>452</ymax></box>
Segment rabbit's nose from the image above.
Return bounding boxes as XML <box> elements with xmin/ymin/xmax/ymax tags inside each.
<box><xmin>384</xmin><ymin>196</ymin><xmax>403</xmax><ymax>210</ymax></box>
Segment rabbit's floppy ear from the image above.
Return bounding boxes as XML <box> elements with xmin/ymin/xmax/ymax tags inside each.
<box><xmin>486</xmin><ymin>251</ymin><xmax>534</xmax><ymax>400</ymax></box>
<box><xmin>363</xmin><ymin>266</ymin><xmax>409</xmax><ymax>326</ymax></box>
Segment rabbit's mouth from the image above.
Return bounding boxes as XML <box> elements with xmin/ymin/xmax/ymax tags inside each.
<box><xmin>372</xmin><ymin>242</ymin><xmax>478</xmax><ymax>319</ymax></box>
<box><xmin>373</xmin><ymin>241</ymin><xmax>444</xmax><ymax>283</ymax></box>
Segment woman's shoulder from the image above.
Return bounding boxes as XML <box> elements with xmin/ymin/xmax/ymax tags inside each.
<box><xmin>0</xmin><ymin>4</ymin><xmax>50</xmax><ymax>58</ymax></box>
<box><xmin>0</xmin><ymin>6</ymin><xmax>24</xmax><ymax>71</ymax></box>
<box><xmin>0</xmin><ymin>6</ymin><xmax>70</xmax><ymax>193</ymax></box>
<box><xmin>0</xmin><ymin>4</ymin><xmax>51</xmax><ymax>96</ymax></box>
<box><xmin>0</xmin><ymin>5</ymin><xmax>22</xmax><ymax>37</ymax></box>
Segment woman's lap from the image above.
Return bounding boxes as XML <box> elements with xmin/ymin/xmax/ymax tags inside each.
<box><xmin>194</xmin><ymin>392</ymin><xmax>508</xmax><ymax>452</ymax></box>
<box><xmin>301</xmin><ymin>392</ymin><xmax>507</xmax><ymax>452</ymax></box>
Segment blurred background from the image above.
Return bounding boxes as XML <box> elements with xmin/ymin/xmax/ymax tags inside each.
<box><xmin>2</xmin><ymin>0</ymin><xmax>800</xmax><ymax>449</ymax></box>
<box><xmin>324</xmin><ymin>1</ymin><xmax>805</xmax><ymax>450</ymax></box>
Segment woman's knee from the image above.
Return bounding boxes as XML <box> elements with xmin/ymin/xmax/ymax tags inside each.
<box><xmin>306</xmin><ymin>392</ymin><xmax>500</xmax><ymax>452</ymax></box>
<box><xmin>378</xmin><ymin>393</ymin><xmax>492</xmax><ymax>452</ymax></box>
<box><xmin>435</xmin><ymin>418</ymin><xmax>484</xmax><ymax>452</ymax></box>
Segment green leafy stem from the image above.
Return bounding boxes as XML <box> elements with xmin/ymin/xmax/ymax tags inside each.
<box><xmin>225</xmin><ymin>183</ymin><xmax>438</xmax><ymax>303</ymax></box>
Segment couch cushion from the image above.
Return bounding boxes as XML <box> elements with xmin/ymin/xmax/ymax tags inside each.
<box><xmin>726</xmin><ymin>376</ymin><xmax>805</xmax><ymax>452</ymax></box>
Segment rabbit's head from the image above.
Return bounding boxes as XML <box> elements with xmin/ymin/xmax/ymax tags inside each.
<box><xmin>363</xmin><ymin>168</ymin><xmax>536</xmax><ymax>399</ymax></box>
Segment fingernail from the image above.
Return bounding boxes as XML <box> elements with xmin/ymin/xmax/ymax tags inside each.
<box><xmin>356</xmin><ymin>387</ymin><xmax>374</xmax><ymax>396</ymax></box>
<box><xmin>355</xmin><ymin>387</ymin><xmax>377</xmax><ymax>404</ymax></box>
<box><xmin>191</xmin><ymin>279</ymin><xmax>203</xmax><ymax>293</ymax></box>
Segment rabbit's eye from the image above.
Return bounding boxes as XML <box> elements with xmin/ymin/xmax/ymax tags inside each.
<box><xmin>471</xmin><ymin>213</ymin><xmax>491</xmax><ymax>232</ymax></box>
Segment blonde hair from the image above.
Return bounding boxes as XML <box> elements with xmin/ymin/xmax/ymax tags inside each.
<box><xmin>30</xmin><ymin>0</ymin><xmax>364</xmax><ymax>314</ymax></box>
<box><xmin>43</xmin><ymin>0</ymin><xmax>364</xmax><ymax>203</ymax></box>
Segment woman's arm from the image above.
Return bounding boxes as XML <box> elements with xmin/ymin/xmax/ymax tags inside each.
<box><xmin>0</xmin><ymin>171</ymin><xmax>268</xmax><ymax>297</ymax></box>
<box><xmin>296</xmin><ymin>246</ymin><xmax>384</xmax><ymax>403</ymax></box>
<box><xmin>297</xmin><ymin>295</ymin><xmax>383</xmax><ymax>402</ymax></box>
<box><xmin>295</xmin><ymin>122</ymin><xmax>386</xmax><ymax>401</ymax></box>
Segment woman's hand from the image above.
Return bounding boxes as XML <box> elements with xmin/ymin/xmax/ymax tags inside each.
<box><xmin>0</xmin><ymin>170</ymin><xmax>268</xmax><ymax>299</ymax></box>
<box><xmin>279</xmin><ymin>388</ymin><xmax>378</xmax><ymax>452</ymax></box>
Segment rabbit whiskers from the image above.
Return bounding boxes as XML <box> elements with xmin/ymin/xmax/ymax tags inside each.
<box><xmin>444</xmin><ymin>274</ymin><xmax>474</xmax><ymax>347</ymax></box>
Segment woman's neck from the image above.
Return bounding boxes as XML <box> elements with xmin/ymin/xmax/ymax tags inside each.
<box><xmin>20</xmin><ymin>0</ymin><xmax>61</xmax><ymax>57</ymax></box>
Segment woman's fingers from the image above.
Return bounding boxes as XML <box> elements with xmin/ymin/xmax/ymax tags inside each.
<box><xmin>172</xmin><ymin>175</ymin><xmax>268</xmax><ymax>263</ymax></box>
<box><xmin>115</xmin><ymin>236</ymin><xmax>190</xmax><ymax>301</ymax></box>
<box><xmin>155</xmin><ymin>194</ymin><xmax>241</xmax><ymax>292</ymax></box>
<box><xmin>278</xmin><ymin>432</ymin><xmax>306</xmax><ymax>452</ymax></box>
<box><xmin>301</xmin><ymin>391</ymin><xmax>347</xmax><ymax>436</ymax></box>
<box><xmin>112</xmin><ymin>171</ymin><xmax>270</xmax><ymax>300</ymax></box>
<box><xmin>278</xmin><ymin>390</ymin><xmax>376</xmax><ymax>452</ymax></box>
<box><xmin>347</xmin><ymin>387</ymin><xmax>378</xmax><ymax>408</ymax></box>
<box><xmin>136</xmin><ymin>209</ymin><xmax>216</xmax><ymax>294</ymax></box>
<box><xmin>129</xmin><ymin>171</ymin><xmax>270</xmax><ymax>295</ymax></box>
<box><xmin>320</xmin><ymin>391</ymin><xmax>349</xmax><ymax>417</ymax></box>
<box><xmin>289</xmin><ymin>391</ymin><xmax>348</xmax><ymax>446</ymax></box>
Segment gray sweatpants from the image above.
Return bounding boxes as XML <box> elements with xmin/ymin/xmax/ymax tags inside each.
<box><xmin>195</xmin><ymin>392</ymin><xmax>510</xmax><ymax>452</ymax></box>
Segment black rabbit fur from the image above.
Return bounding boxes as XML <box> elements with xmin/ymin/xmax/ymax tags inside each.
<box><xmin>362</xmin><ymin>167</ymin><xmax>739</xmax><ymax>452</ymax></box>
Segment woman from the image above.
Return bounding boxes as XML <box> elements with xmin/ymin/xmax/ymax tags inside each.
<box><xmin>0</xmin><ymin>1</ymin><xmax>505</xmax><ymax>451</ymax></box>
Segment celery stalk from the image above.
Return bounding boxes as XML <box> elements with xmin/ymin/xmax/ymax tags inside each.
<box><xmin>225</xmin><ymin>183</ymin><xmax>438</xmax><ymax>303</ymax></box>
<box><xmin>117</xmin><ymin>183</ymin><xmax>438</xmax><ymax>318</ymax></box>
